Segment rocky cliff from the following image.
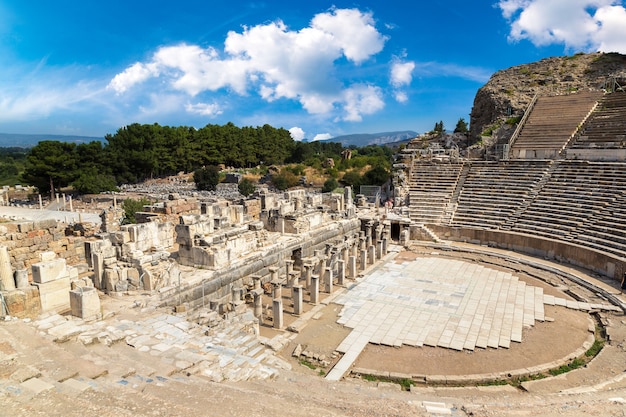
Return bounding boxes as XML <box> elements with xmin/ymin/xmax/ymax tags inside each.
<box><xmin>469</xmin><ymin>52</ymin><xmax>626</xmax><ymax>141</ymax></box>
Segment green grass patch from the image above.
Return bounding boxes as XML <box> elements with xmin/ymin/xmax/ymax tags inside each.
<box><xmin>299</xmin><ymin>359</ymin><xmax>316</xmax><ymax>370</ymax></box>
<box><xmin>549</xmin><ymin>358</ymin><xmax>585</xmax><ymax>376</ymax></box>
<box><xmin>585</xmin><ymin>339</ymin><xmax>604</xmax><ymax>358</ymax></box>
<box><xmin>359</xmin><ymin>374</ymin><xmax>415</xmax><ymax>391</ymax></box>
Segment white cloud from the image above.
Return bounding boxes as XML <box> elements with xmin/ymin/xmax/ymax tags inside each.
<box><xmin>341</xmin><ymin>84</ymin><xmax>384</xmax><ymax>122</ymax></box>
<box><xmin>313</xmin><ymin>133</ymin><xmax>332</xmax><ymax>141</ymax></box>
<box><xmin>289</xmin><ymin>126</ymin><xmax>306</xmax><ymax>141</ymax></box>
<box><xmin>108</xmin><ymin>7</ymin><xmax>390</xmax><ymax>123</ymax></box>
<box><xmin>594</xmin><ymin>5</ymin><xmax>626</xmax><ymax>52</ymax></box>
<box><xmin>185</xmin><ymin>102</ymin><xmax>223</xmax><ymax>117</ymax></box>
<box><xmin>497</xmin><ymin>0</ymin><xmax>626</xmax><ymax>53</ymax></box>
<box><xmin>394</xmin><ymin>91</ymin><xmax>408</xmax><ymax>103</ymax></box>
<box><xmin>390</xmin><ymin>61</ymin><xmax>415</xmax><ymax>87</ymax></box>
<box><xmin>310</xmin><ymin>8</ymin><xmax>388</xmax><ymax>64</ymax></box>
<box><xmin>108</xmin><ymin>62</ymin><xmax>159</xmax><ymax>94</ymax></box>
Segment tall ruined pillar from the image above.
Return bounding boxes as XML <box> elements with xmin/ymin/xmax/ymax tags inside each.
<box><xmin>360</xmin><ymin>249</ymin><xmax>367</xmax><ymax>271</ymax></box>
<box><xmin>368</xmin><ymin>245</ymin><xmax>376</xmax><ymax>265</ymax></box>
<box><xmin>348</xmin><ymin>255</ymin><xmax>357</xmax><ymax>278</ymax></box>
<box><xmin>253</xmin><ymin>289</ymin><xmax>263</xmax><ymax>321</ymax></box>
<box><xmin>324</xmin><ymin>267</ymin><xmax>333</xmax><ymax>294</ymax></box>
<box><xmin>0</xmin><ymin>246</ymin><xmax>15</xmax><ymax>291</ymax></box>
<box><xmin>272</xmin><ymin>298</ymin><xmax>283</xmax><ymax>329</ymax></box>
<box><xmin>337</xmin><ymin>260</ymin><xmax>345</xmax><ymax>286</ymax></box>
<box><xmin>310</xmin><ymin>275</ymin><xmax>319</xmax><ymax>305</ymax></box>
<box><xmin>292</xmin><ymin>285</ymin><xmax>303</xmax><ymax>316</ymax></box>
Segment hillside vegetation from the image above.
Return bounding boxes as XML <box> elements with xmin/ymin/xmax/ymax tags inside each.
<box><xmin>14</xmin><ymin>122</ymin><xmax>394</xmax><ymax>195</ymax></box>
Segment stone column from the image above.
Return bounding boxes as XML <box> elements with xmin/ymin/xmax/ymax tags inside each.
<box><xmin>252</xmin><ymin>275</ymin><xmax>262</xmax><ymax>291</ymax></box>
<box><xmin>376</xmin><ymin>240</ymin><xmax>383</xmax><ymax>260</ymax></box>
<box><xmin>337</xmin><ymin>260</ymin><xmax>345</xmax><ymax>286</ymax></box>
<box><xmin>344</xmin><ymin>186</ymin><xmax>352</xmax><ymax>208</ymax></box>
<box><xmin>348</xmin><ymin>255</ymin><xmax>357</xmax><ymax>278</ymax></box>
<box><xmin>253</xmin><ymin>289</ymin><xmax>263</xmax><ymax>321</ymax></box>
<box><xmin>15</xmin><ymin>269</ymin><xmax>29</xmax><ymax>289</ymax></box>
<box><xmin>273</xmin><ymin>282</ymin><xmax>282</xmax><ymax>299</ymax></box>
<box><xmin>231</xmin><ymin>287</ymin><xmax>243</xmax><ymax>306</ymax></box>
<box><xmin>292</xmin><ymin>285</ymin><xmax>303</xmax><ymax>316</ymax></box>
<box><xmin>341</xmin><ymin>246</ymin><xmax>348</xmax><ymax>265</ymax></box>
<box><xmin>272</xmin><ymin>298</ymin><xmax>284</xmax><ymax>329</ymax></box>
<box><xmin>360</xmin><ymin>249</ymin><xmax>367</xmax><ymax>271</ymax></box>
<box><xmin>317</xmin><ymin>256</ymin><xmax>326</xmax><ymax>277</ymax></box>
<box><xmin>303</xmin><ymin>263</ymin><xmax>313</xmax><ymax>290</ymax></box>
<box><xmin>0</xmin><ymin>246</ymin><xmax>15</xmax><ymax>291</ymax></box>
<box><xmin>368</xmin><ymin>245</ymin><xmax>376</xmax><ymax>265</ymax></box>
<box><xmin>92</xmin><ymin>252</ymin><xmax>104</xmax><ymax>290</ymax></box>
<box><xmin>324</xmin><ymin>267</ymin><xmax>333</xmax><ymax>294</ymax></box>
<box><xmin>269</xmin><ymin>266</ymin><xmax>279</xmax><ymax>283</ymax></box>
<box><xmin>285</xmin><ymin>260</ymin><xmax>294</xmax><ymax>276</ymax></box>
<box><xmin>310</xmin><ymin>275</ymin><xmax>319</xmax><ymax>305</ymax></box>
<box><xmin>382</xmin><ymin>237</ymin><xmax>388</xmax><ymax>255</ymax></box>
<box><xmin>277</xmin><ymin>217</ymin><xmax>285</xmax><ymax>234</ymax></box>
<box><xmin>351</xmin><ymin>242</ymin><xmax>358</xmax><ymax>257</ymax></box>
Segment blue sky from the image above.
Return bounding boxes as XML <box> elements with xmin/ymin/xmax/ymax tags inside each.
<box><xmin>1</xmin><ymin>1</ymin><xmax>625</xmax><ymax>141</ymax></box>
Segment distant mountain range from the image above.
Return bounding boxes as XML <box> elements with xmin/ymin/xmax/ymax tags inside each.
<box><xmin>0</xmin><ymin>133</ymin><xmax>103</xmax><ymax>148</ymax></box>
<box><xmin>0</xmin><ymin>130</ymin><xmax>419</xmax><ymax>149</ymax></box>
<box><xmin>325</xmin><ymin>130</ymin><xmax>417</xmax><ymax>147</ymax></box>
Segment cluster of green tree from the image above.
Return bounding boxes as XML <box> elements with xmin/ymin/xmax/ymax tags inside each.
<box><xmin>21</xmin><ymin>122</ymin><xmax>293</xmax><ymax>195</ymax></box>
<box><xmin>0</xmin><ymin>148</ymin><xmax>28</xmax><ymax>186</ymax></box>
<box><xmin>430</xmin><ymin>118</ymin><xmax>468</xmax><ymax>135</ymax></box>
<box><xmin>19</xmin><ymin>122</ymin><xmax>397</xmax><ymax>195</ymax></box>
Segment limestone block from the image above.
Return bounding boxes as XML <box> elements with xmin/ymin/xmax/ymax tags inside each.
<box><xmin>142</xmin><ymin>269</ymin><xmax>153</xmax><ymax>291</ymax></box>
<box><xmin>38</xmin><ymin>251</ymin><xmax>57</xmax><ymax>262</ymax></box>
<box><xmin>103</xmin><ymin>268</ymin><xmax>120</xmax><ymax>293</ymax></box>
<box><xmin>4</xmin><ymin>288</ymin><xmax>41</xmax><ymax>318</ymax></box>
<box><xmin>70</xmin><ymin>287</ymin><xmax>102</xmax><ymax>321</ymax></box>
<box><xmin>100</xmin><ymin>244</ymin><xmax>117</xmax><ymax>259</ymax></box>
<box><xmin>109</xmin><ymin>231</ymin><xmax>130</xmax><ymax>245</ymax></box>
<box><xmin>34</xmin><ymin>276</ymin><xmax>70</xmax><ymax>313</ymax></box>
<box><xmin>68</xmin><ymin>266</ymin><xmax>79</xmax><ymax>280</ymax></box>
<box><xmin>32</xmin><ymin>258</ymin><xmax>68</xmax><ymax>284</ymax></box>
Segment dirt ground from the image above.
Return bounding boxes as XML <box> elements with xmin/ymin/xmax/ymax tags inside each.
<box><xmin>278</xmin><ymin>252</ymin><xmax>597</xmax><ymax>379</ymax></box>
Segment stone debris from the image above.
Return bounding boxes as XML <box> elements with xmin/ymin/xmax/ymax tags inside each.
<box><xmin>31</xmin><ymin>309</ymin><xmax>284</xmax><ymax>383</ymax></box>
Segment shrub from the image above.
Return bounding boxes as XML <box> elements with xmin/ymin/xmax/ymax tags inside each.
<box><xmin>322</xmin><ymin>178</ymin><xmax>339</xmax><ymax>193</ymax></box>
<box><xmin>121</xmin><ymin>197</ymin><xmax>151</xmax><ymax>224</ymax></box>
<box><xmin>238</xmin><ymin>178</ymin><xmax>255</xmax><ymax>196</ymax></box>
<box><xmin>194</xmin><ymin>166</ymin><xmax>220</xmax><ymax>191</ymax></box>
<box><xmin>272</xmin><ymin>170</ymin><xmax>299</xmax><ymax>190</ymax></box>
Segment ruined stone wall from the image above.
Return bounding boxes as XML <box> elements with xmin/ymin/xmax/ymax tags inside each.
<box><xmin>0</xmin><ymin>220</ymin><xmax>88</xmax><ymax>276</ymax></box>
<box><xmin>159</xmin><ymin>217</ymin><xmax>362</xmax><ymax>309</ymax></box>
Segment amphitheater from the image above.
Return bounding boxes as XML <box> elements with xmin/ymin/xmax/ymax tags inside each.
<box><xmin>2</xmin><ymin>90</ymin><xmax>626</xmax><ymax>416</ymax></box>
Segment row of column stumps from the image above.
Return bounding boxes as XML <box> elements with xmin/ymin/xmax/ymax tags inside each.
<box><xmin>243</xmin><ymin>221</ymin><xmax>391</xmax><ymax>329</ymax></box>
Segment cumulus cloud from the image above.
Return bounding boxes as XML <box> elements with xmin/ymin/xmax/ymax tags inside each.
<box><xmin>497</xmin><ymin>0</ymin><xmax>626</xmax><ymax>53</ymax></box>
<box><xmin>108</xmin><ymin>7</ymin><xmax>390</xmax><ymax>122</ymax></box>
<box><xmin>185</xmin><ymin>102</ymin><xmax>223</xmax><ymax>117</ymax></box>
<box><xmin>312</xmin><ymin>133</ymin><xmax>332</xmax><ymax>141</ymax></box>
<box><xmin>390</xmin><ymin>59</ymin><xmax>415</xmax><ymax>103</ymax></box>
<box><xmin>289</xmin><ymin>126</ymin><xmax>306</xmax><ymax>141</ymax></box>
<box><xmin>341</xmin><ymin>84</ymin><xmax>385</xmax><ymax>122</ymax></box>
<box><xmin>390</xmin><ymin>61</ymin><xmax>415</xmax><ymax>87</ymax></box>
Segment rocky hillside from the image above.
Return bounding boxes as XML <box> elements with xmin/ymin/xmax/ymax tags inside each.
<box><xmin>469</xmin><ymin>52</ymin><xmax>626</xmax><ymax>141</ymax></box>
